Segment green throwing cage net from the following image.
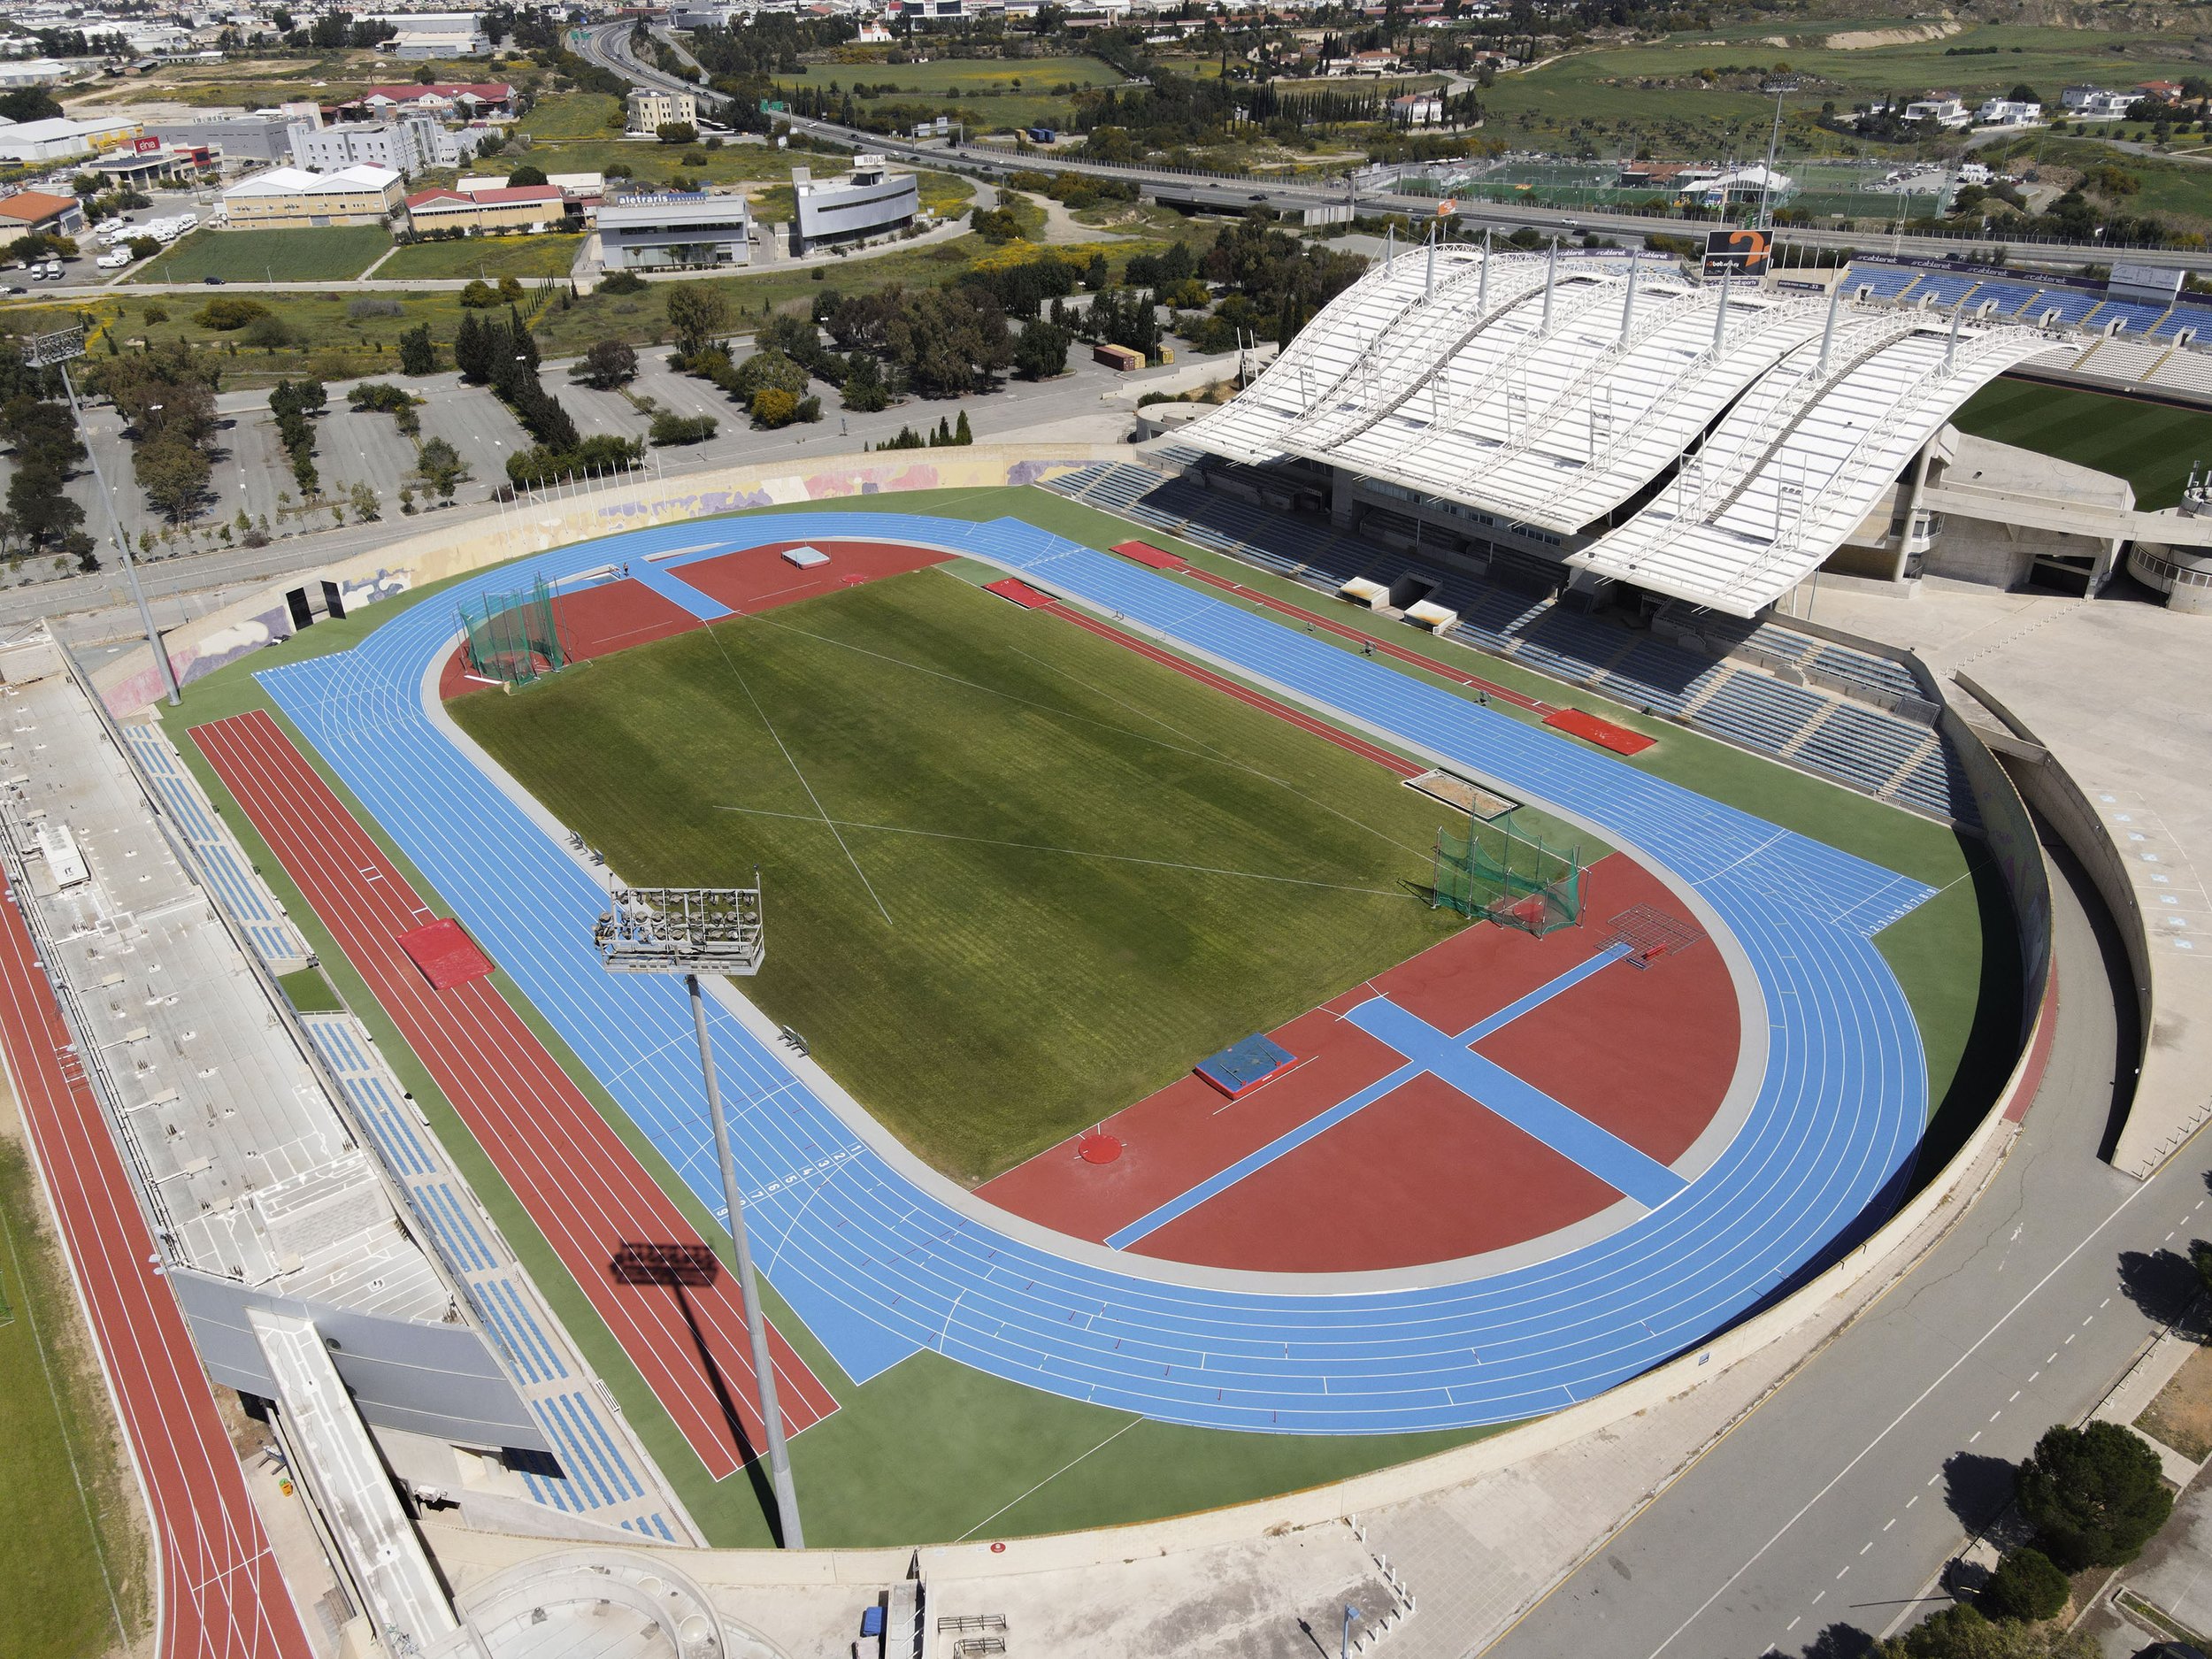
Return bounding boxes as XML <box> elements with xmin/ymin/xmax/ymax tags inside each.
<box><xmin>1432</xmin><ymin>817</ymin><xmax>1585</xmax><ymax>936</ymax></box>
<box><xmin>458</xmin><ymin>576</ymin><xmax>567</xmax><ymax>687</ymax></box>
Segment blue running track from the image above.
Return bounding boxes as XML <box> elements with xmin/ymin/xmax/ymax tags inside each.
<box><xmin>254</xmin><ymin>512</ymin><xmax>1933</xmax><ymax>1433</ymax></box>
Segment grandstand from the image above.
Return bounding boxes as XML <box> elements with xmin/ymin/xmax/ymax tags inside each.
<box><xmin>1181</xmin><ymin>243</ymin><xmax>2070</xmax><ymax>618</ymax></box>
<box><xmin>1043</xmin><ymin>457</ymin><xmax>1980</xmax><ymax>827</ymax></box>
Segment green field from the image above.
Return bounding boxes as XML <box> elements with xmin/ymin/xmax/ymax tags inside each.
<box><xmin>518</xmin><ymin>91</ymin><xmax>626</xmax><ymax>140</ymax></box>
<box><xmin>1953</xmin><ymin>378</ymin><xmax>2212</xmax><ymax>510</ymax></box>
<box><xmin>131</xmin><ymin>226</ymin><xmax>392</xmax><ymax>285</ymax></box>
<box><xmin>380</xmin><ymin>234</ymin><xmax>584</xmax><ymax>281</ymax></box>
<box><xmin>0</xmin><ymin>1137</ymin><xmax>146</xmax><ymax>1659</ymax></box>
<box><xmin>1484</xmin><ymin>21</ymin><xmax>2212</xmax><ymax>155</ymax></box>
<box><xmin>770</xmin><ymin>51</ymin><xmax>1124</xmax><ymax>133</ymax></box>
<box><xmin>450</xmin><ymin>566</ymin><xmax>1594</xmax><ymax>1182</ymax></box>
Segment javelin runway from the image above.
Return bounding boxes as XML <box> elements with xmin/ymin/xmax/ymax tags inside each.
<box><xmin>247</xmin><ymin>512</ymin><xmax>1933</xmax><ymax>1433</ymax></box>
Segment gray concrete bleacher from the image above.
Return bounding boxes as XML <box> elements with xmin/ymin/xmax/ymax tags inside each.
<box><xmin>1038</xmin><ymin>460</ymin><xmax>1982</xmax><ymax>827</ymax></box>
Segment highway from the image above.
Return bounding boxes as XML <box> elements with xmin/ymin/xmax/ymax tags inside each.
<box><xmin>1494</xmin><ymin>846</ymin><xmax>2193</xmax><ymax>1658</ymax></box>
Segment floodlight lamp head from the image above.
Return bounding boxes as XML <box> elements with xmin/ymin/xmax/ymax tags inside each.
<box><xmin>594</xmin><ymin>885</ymin><xmax>765</xmax><ymax>977</ymax></box>
<box><xmin>22</xmin><ymin>325</ymin><xmax>87</xmax><ymax>369</ymax></box>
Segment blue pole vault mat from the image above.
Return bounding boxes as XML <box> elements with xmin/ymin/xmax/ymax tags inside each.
<box><xmin>1194</xmin><ymin>1033</ymin><xmax>1296</xmax><ymax>1099</ymax></box>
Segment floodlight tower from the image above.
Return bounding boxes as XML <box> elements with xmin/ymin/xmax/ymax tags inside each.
<box><xmin>592</xmin><ymin>878</ymin><xmax>803</xmax><ymax>1548</ymax></box>
<box><xmin>26</xmin><ymin>324</ymin><xmax>179</xmax><ymax>706</ymax></box>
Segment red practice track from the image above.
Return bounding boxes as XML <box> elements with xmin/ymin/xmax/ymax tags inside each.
<box><xmin>979</xmin><ymin>855</ymin><xmax>1736</xmax><ymax>1272</ymax></box>
<box><xmin>191</xmin><ymin>711</ymin><xmax>836</xmax><ymax>1480</ymax></box>
<box><xmin>0</xmin><ymin>885</ymin><xmax>312</xmax><ymax>1659</ymax></box>
<box><xmin>1179</xmin><ymin>568</ymin><xmax>1553</xmax><ymax>712</ymax></box>
<box><xmin>1052</xmin><ymin>606</ymin><xmax>1425</xmax><ymax>779</ymax></box>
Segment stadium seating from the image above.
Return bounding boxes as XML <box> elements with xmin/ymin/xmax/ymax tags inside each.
<box><xmin>1043</xmin><ymin>458</ymin><xmax>1983</xmax><ymax>826</ymax></box>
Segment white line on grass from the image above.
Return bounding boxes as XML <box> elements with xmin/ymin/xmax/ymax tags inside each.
<box><xmin>954</xmin><ymin>1416</ymin><xmax>1145</xmax><ymax>1542</ymax></box>
<box><xmin>711</xmin><ymin>803</ymin><xmax>1422</xmax><ymax>898</ymax></box>
<box><xmin>697</xmin><ymin>618</ymin><xmax>895</xmax><ymax>926</ymax></box>
<box><xmin>746</xmin><ymin>608</ymin><xmax>1435</xmax><ymax>861</ymax></box>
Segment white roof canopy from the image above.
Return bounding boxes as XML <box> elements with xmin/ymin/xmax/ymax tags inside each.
<box><xmin>1182</xmin><ymin>245</ymin><xmax>2079</xmax><ymax>617</ymax></box>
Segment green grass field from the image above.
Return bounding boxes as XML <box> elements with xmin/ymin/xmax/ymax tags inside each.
<box><xmin>131</xmin><ymin>226</ymin><xmax>392</xmax><ymax>285</ymax></box>
<box><xmin>1953</xmin><ymin>378</ymin><xmax>2212</xmax><ymax>510</ymax></box>
<box><xmin>0</xmin><ymin>1136</ymin><xmax>146</xmax><ymax>1659</ymax></box>
<box><xmin>1483</xmin><ymin>21</ymin><xmax>2211</xmax><ymax>155</ymax></box>
<box><xmin>518</xmin><ymin>91</ymin><xmax>626</xmax><ymax>140</ymax></box>
<box><xmin>380</xmin><ymin>234</ymin><xmax>584</xmax><ymax>281</ymax></box>
<box><xmin>770</xmin><ymin>52</ymin><xmax>1124</xmax><ymax>133</ymax></box>
<box><xmin>450</xmin><ymin>567</ymin><xmax>1582</xmax><ymax>1182</ymax></box>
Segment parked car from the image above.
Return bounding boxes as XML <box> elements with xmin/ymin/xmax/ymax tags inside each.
<box><xmin>203</xmin><ymin>273</ymin><xmax>224</xmax><ymax>284</ymax></box>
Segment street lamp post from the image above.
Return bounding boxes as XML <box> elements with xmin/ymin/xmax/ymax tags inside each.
<box><xmin>1341</xmin><ymin>1603</ymin><xmax>1362</xmax><ymax>1659</ymax></box>
<box><xmin>592</xmin><ymin>879</ymin><xmax>803</xmax><ymax>1548</ymax></box>
<box><xmin>26</xmin><ymin>325</ymin><xmax>179</xmax><ymax>706</ymax></box>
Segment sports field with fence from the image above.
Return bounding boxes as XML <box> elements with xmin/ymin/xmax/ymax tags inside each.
<box><xmin>451</xmin><ymin>565</ymin><xmax>1601</xmax><ymax>1183</ymax></box>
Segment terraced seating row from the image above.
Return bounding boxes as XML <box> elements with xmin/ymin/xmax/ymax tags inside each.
<box><xmin>1084</xmin><ymin>465</ymin><xmax>1164</xmax><ymax>511</ymax></box>
<box><xmin>1688</xmin><ymin>670</ymin><xmax>1830</xmax><ymax>757</ymax></box>
<box><xmin>1793</xmin><ymin>701</ymin><xmax>1929</xmax><ymax>794</ymax></box>
<box><xmin>1051</xmin><ymin>463</ymin><xmax>1982</xmax><ymax>826</ymax></box>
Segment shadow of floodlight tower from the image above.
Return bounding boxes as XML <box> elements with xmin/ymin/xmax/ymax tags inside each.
<box><xmin>24</xmin><ymin>323</ymin><xmax>179</xmax><ymax>705</ymax></box>
<box><xmin>592</xmin><ymin>877</ymin><xmax>803</xmax><ymax>1548</ymax></box>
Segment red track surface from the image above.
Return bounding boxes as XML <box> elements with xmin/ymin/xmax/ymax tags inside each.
<box><xmin>1051</xmin><ymin>606</ymin><xmax>1425</xmax><ymax>779</ymax></box>
<box><xmin>1542</xmin><ymin>706</ymin><xmax>1656</xmax><ymax>757</ymax></box>
<box><xmin>0</xmin><ymin>886</ymin><xmax>312</xmax><ymax>1659</ymax></box>
<box><xmin>191</xmin><ymin>711</ymin><xmax>836</xmax><ymax>1481</ymax></box>
<box><xmin>440</xmin><ymin>576</ymin><xmax>702</xmax><ymax>700</ymax></box>
<box><xmin>1179</xmin><ymin>568</ymin><xmax>1553</xmax><ymax>713</ymax></box>
<box><xmin>675</xmin><ymin>538</ymin><xmax>949</xmax><ymax>613</ymax></box>
<box><xmin>980</xmin><ymin>856</ymin><xmax>1737</xmax><ymax>1271</ymax></box>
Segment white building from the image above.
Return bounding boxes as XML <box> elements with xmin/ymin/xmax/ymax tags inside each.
<box><xmin>625</xmin><ymin>88</ymin><xmax>697</xmax><ymax>135</ymax></box>
<box><xmin>596</xmin><ymin>191</ymin><xmax>751</xmax><ymax>270</ymax></box>
<box><xmin>2061</xmin><ymin>85</ymin><xmax>2134</xmax><ymax>118</ymax></box>
<box><xmin>288</xmin><ymin>117</ymin><xmax>454</xmax><ymax>178</ymax></box>
<box><xmin>219</xmin><ymin>164</ymin><xmax>405</xmax><ymax>227</ymax></box>
<box><xmin>0</xmin><ymin>59</ymin><xmax>69</xmax><ymax>88</ymax></box>
<box><xmin>367</xmin><ymin>12</ymin><xmax>492</xmax><ymax>58</ymax></box>
<box><xmin>791</xmin><ymin>154</ymin><xmax>918</xmax><ymax>254</ymax></box>
<box><xmin>0</xmin><ymin>115</ymin><xmax>142</xmax><ymax>165</ymax></box>
<box><xmin>1975</xmin><ymin>97</ymin><xmax>2042</xmax><ymax>127</ymax></box>
<box><xmin>1902</xmin><ymin>96</ymin><xmax>1971</xmax><ymax>128</ymax></box>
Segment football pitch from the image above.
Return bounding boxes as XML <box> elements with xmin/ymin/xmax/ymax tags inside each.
<box><xmin>450</xmin><ymin>565</ymin><xmax>1601</xmax><ymax>1183</ymax></box>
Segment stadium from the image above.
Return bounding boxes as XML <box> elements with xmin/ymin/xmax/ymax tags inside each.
<box><xmin>0</xmin><ymin>244</ymin><xmax>2111</xmax><ymax>1655</ymax></box>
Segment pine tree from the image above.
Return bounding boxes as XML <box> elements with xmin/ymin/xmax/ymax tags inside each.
<box><xmin>955</xmin><ymin>408</ymin><xmax>972</xmax><ymax>444</ymax></box>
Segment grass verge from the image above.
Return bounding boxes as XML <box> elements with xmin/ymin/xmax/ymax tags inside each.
<box><xmin>0</xmin><ymin>1133</ymin><xmax>148</xmax><ymax>1659</ymax></box>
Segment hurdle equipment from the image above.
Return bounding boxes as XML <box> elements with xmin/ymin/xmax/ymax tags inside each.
<box><xmin>1431</xmin><ymin>817</ymin><xmax>1585</xmax><ymax>936</ymax></box>
<box><xmin>1194</xmin><ymin>1033</ymin><xmax>1295</xmax><ymax>1098</ymax></box>
<box><xmin>456</xmin><ymin>575</ymin><xmax>567</xmax><ymax>687</ymax></box>
<box><xmin>1603</xmin><ymin>903</ymin><xmax>1707</xmax><ymax>968</ymax></box>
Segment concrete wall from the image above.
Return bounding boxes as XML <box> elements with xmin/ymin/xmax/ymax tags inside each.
<box><xmin>93</xmin><ymin>443</ymin><xmax>1131</xmax><ymax>716</ymax></box>
<box><xmin>1954</xmin><ymin>671</ymin><xmax>2203</xmax><ymax>1177</ymax></box>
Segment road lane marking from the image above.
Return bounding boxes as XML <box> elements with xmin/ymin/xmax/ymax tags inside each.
<box><xmin>1640</xmin><ymin>1166</ymin><xmax>2160</xmax><ymax>1659</ymax></box>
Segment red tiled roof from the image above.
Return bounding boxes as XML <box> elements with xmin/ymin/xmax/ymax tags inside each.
<box><xmin>0</xmin><ymin>190</ymin><xmax>77</xmax><ymax>223</ymax></box>
<box><xmin>362</xmin><ymin>82</ymin><xmax>513</xmax><ymax>103</ymax></box>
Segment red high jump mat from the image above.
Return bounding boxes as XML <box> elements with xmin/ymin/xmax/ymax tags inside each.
<box><xmin>1542</xmin><ymin>707</ymin><xmax>1656</xmax><ymax>756</ymax></box>
<box><xmin>982</xmin><ymin>577</ymin><xmax>1058</xmax><ymax>610</ymax></box>
<box><xmin>396</xmin><ymin>918</ymin><xmax>494</xmax><ymax>990</ymax></box>
<box><xmin>1111</xmin><ymin>540</ymin><xmax>1187</xmax><ymax>572</ymax></box>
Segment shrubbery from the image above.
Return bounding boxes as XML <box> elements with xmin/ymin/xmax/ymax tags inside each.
<box><xmin>649</xmin><ymin>411</ymin><xmax>717</xmax><ymax>446</ymax></box>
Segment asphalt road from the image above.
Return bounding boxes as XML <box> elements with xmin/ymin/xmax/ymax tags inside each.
<box><xmin>4</xmin><ymin>342</ymin><xmax>1192</xmax><ymax>644</ymax></box>
<box><xmin>1493</xmin><ymin>843</ymin><xmax>2200</xmax><ymax>1659</ymax></box>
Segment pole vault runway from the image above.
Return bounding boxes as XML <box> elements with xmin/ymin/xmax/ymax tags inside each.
<box><xmin>238</xmin><ymin>511</ymin><xmax>1935</xmax><ymax>1433</ymax></box>
<box><xmin>0</xmin><ymin>881</ymin><xmax>312</xmax><ymax>1659</ymax></box>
